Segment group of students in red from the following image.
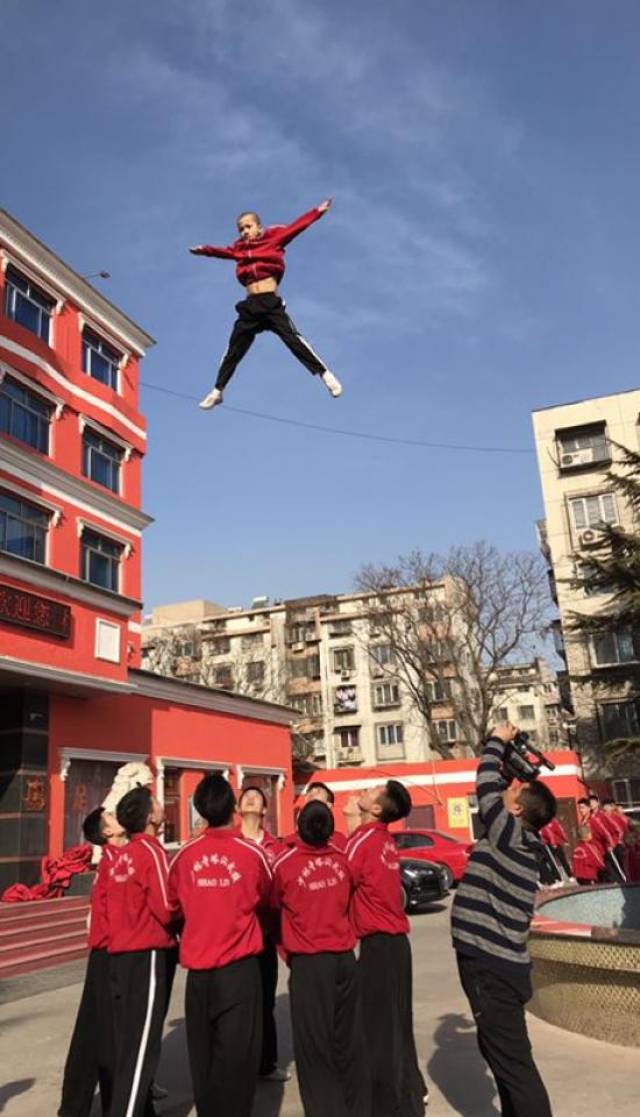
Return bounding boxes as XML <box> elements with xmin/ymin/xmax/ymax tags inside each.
<box><xmin>58</xmin><ymin>774</ymin><xmax>427</xmax><ymax>1117</ymax></box>
<box><xmin>539</xmin><ymin>792</ymin><xmax>636</xmax><ymax>886</ymax></box>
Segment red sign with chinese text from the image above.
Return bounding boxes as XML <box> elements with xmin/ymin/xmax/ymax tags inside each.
<box><xmin>0</xmin><ymin>583</ymin><xmax>71</xmax><ymax>639</ymax></box>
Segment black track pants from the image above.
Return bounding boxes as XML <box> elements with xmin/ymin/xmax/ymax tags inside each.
<box><xmin>258</xmin><ymin>938</ymin><xmax>279</xmax><ymax>1074</ymax></box>
<box><xmin>289</xmin><ymin>951</ymin><xmax>370</xmax><ymax>1117</ymax></box>
<box><xmin>109</xmin><ymin>948</ymin><xmax>176</xmax><ymax>1117</ymax></box>
<box><xmin>58</xmin><ymin>948</ymin><xmax>115</xmax><ymax>1117</ymax></box>
<box><xmin>457</xmin><ymin>954</ymin><xmax>552</xmax><ymax>1117</ymax></box>
<box><xmin>215</xmin><ymin>293</ymin><xmax>328</xmax><ymax>389</ymax></box>
<box><xmin>185</xmin><ymin>956</ymin><xmax>262</xmax><ymax>1117</ymax></box>
<box><xmin>358</xmin><ymin>933</ymin><xmax>426</xmax><ymax>1117</ymax></box>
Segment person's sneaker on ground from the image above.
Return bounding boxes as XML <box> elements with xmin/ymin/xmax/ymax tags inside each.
<box><xmin>199</xmin><ymin>387</ymin><xmax>223</xmax><ymax>409</ymax></box>
<box><xmin>260</xmin><ymin>1066</ymin><xmax>292</xmax><ymax>1082</ymax></box>
<box><xmin>321</xmin><ymin>370</ymin><xmax>342</xmax><ymax>398</ymax></box>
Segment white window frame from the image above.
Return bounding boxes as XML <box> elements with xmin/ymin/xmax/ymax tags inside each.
<box><xmin>569</xmin><ymin>492</ymin><xmax>618</xmax><ymax>531</ymax></box>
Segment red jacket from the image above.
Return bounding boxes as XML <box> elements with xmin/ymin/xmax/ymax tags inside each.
<box><xmin>283</xmin><ymin>829</ymin><xmax>347</xmax><ymax>852</ymax></box>
<box><xmin>168</xmin><ymin>828</ymin><xmax>272</xmax><ymax>970</ymax></box>
<box><xmin>272</xmin><ymin>840</ymin><xmax>355</xmax><ymax>957</ymax></box>
<box><xmin>589</xmin><ymin>810</ymin><xmax>617</xmax><ymax>854</ymax></box>
<box><xmin>191</xmin><ymin>207</ymin><xmax>325</xmax><ymax>287</ymax></box>
<box><xmin>540</xmin><ymin>819</ymin><xmax>568</xmax><ymax>848</ymax></box>
<box><xmin>572</xmin><ymin>839</ymin><xmax>605</xmax><ymax>882</ymax></box>
<box><xmin>346</xmin><ymin>821</ymin><xmax>409</xmax><ymax>939</ymax></box>
<box><xmin>107</xmin><ymin>833</ymin><xmax>175</xmax><ymax>953</ymax></box>
<box><xmin>87</xmin><ymin>845</ymin><xmax>115</xmax><ymax>950</ymax></box>
<box><xmin>607</xmin><ymin>811</ymin><xmax>630</xmax><ymax>843</ymax></box>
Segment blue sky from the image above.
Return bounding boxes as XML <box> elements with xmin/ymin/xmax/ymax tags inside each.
<box><xmin>4</xmin><ymin>1</ymin><xmax>640</xmax><ymax>610</ymax></box>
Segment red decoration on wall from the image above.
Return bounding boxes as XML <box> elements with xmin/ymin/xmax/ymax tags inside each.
<box><xmin>0</xmin><ymin>583</ymin><xmax>71</xmax><ymax>639</ymax></box>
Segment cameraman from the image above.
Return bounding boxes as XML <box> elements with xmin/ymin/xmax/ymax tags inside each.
<box><xmin>451</xmin><ymin>723</ymin><xmax>556</xmax><ymax>1117</ymax></box>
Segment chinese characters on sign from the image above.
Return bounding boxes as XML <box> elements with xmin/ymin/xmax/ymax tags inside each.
<box><xmin>23</xmin><ymin>777</ymin><xmax>47</xmax><ymax>812</ymax></box>
<box><xmin>0</xmin><ymin>584</ymin><xmax>71</xmax><ymax>639</ymax></box>
<box><xmin>447</xmin><ymin>797</ymin><xmax>470</xmax><ymax>829</ymax></box>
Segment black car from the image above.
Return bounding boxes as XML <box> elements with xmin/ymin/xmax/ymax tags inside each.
<box><xmin>400</xmin><ymin>856</ymin><xmax>449</xmax><ymax>911</ymax></box>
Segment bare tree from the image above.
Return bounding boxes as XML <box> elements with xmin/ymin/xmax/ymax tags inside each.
<box><xmin>355</xmin><ymin>543</ymin><xmax>550</xmax><ymax>757</ymax></box>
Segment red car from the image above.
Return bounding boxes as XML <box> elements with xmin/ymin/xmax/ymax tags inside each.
<box><xmin>393</xmin><ymin>829</ymin><xmax>472</xmax><ymax>889</ymax></box>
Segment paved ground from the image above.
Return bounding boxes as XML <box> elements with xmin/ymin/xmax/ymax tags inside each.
<box><xmin>1</xmin><ymin>898</ymin><xmax>639</xmax><ymax>1116</ymax></box>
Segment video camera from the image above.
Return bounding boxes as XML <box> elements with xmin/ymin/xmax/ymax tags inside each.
<box><xmin>502</xmin><ymin>731</ymin><xmax>556</xmax><ymax>783</ymax></box>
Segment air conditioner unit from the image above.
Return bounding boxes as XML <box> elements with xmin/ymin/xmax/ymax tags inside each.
<box><xmin>291</xmin><ymin>641</ymin><xmax>305</xmax><ymax>652</ymax></box>
<box><xmin>372</xmin><ymin>665</ymin><xmax>384</xmax><ymax>678</ymax></box>
<box><xmin>341</xmin><ymin>670</ymin><xmax>353</xmax><ymax>680</ymax></box>
<box><xmin>578</xmin><ymin>528</ymin><xmax>605</xmax><ymax>548</ymax></box>
<box><xmin>560</xmin><ymin>448</ymin><xmax>595</xmax><ymax>469</ymax></box>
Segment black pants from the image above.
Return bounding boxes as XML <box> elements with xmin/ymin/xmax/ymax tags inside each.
<box><xmin>539</xmin><ymin>846</ymin><xmax>569</xmax><ymax>885</ymax></box>
<box><xmin>185</xmin><ymin>956</ymin><xmax>262</xmax><ymax>1117</ymax></box>
<box><xmin>58</xmin><ymin>948</ymin><xmax>115</xmax><ymax>1117</ymax></box>
<box><xmin>358</xmin><ymin>933</ymin><xmax>426</xmax><ymax>1117</ymax></box>
<box><xmin>258</xmin><ymin>938</ymin><xmax>279</xmax><ymax>1074</ymax></box>
<box><xmin>289</xmin><ymin>951</ymin><xmax>370</xmax><ymax>1117</ymax></box>
<box><xmin>215</xmin><ymin>293</ymin><xmax>328</xmax><ymax>389</ymax></box>
<box><xmin>110</xmin><ymin>947</ymin><xmax>176</xmax><ymax>1117</ymax></box>
<box><xmin>457</xmin><ymin>954</ymin><xmax>552</xmax><ymax>1117</ymax></box>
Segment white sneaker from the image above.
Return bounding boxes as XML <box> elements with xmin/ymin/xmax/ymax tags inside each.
<box><xmin>321</xmin><ymin>370</ymin><xmax>342</xmax><ymax>398</ymax></box>
<box><xmin>199</xmin><ymin>387</ymin><xmax>223</xmax><ymax>409</ymax></box>
<box><xmin>260</xmin><ymin>1066</ymin><xmax>292</xmax><ymax>1082</ymax></box>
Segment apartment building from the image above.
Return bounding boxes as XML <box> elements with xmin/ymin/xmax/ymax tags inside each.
<box><xmin>532</xmin><ymin>389</ymin><xmax>640</xmax><ymax>770</ymax></box>
<box><xmin>143</xmin><ymin>584</ymin><xmax>465</xmax><ymax>770</ymax></box>
<box><xmin>491</xmin><ymin>658</ymin><xmax>568</xmax><ymax>749</ymax></box>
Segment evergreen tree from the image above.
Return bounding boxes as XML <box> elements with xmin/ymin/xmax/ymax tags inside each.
<box><xmin>568</xmin><ymin>443</ymin><xmax>640</xmax><ymax>760</ymax></box>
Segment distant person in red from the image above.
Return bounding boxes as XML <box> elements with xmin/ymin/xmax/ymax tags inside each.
<box><xmin>272</xmin><ymin>801</ymin><xmax>370</xmax><ymax>1117</ymax></box>
<box><xmin>347</xmin><ymin>780</ymin><xmax>427</xmax><ymax>1117</ymax></box>
<box><xmin>603</xmin><ymin>798</ymin><xmax>630</xmax><ymax>865</ymax></box>
<box><xmin>58</xmin><ymin>808</ymin><xmax>126</xmax><ymax>1117</ymax></box>
<box><xmin>168</xmin><ymin>773</ymin><xmax>272</xmax><ymax>1117</ymax></box>
<box><xmin>572</xmin><ymin>825</ymin><xmax>605</xmax><ymax>885</ymax></box>
<box><xmin>539</xmin><ymin>816</ymin><xmax>571</xmax><ymax>884</ymax></box>
<box><xmin>587</xmin><ymin>793</ymin><xmax>626</xmax><ymax>882</ymax></box>
<box><xmin>237</xmin><ymin>786</ymin><xmax>289</xmax><ymax>1082</ymax></box>
<box><xmin>190</xmin><ymin>200</ymin><xmax>342</xmax><ymax>410</ymax></box>
<box><xmin>108</xmin><ymin>787</ymin><xmax>177</xmax><ymax>1117</ymax></box>
<box><xmin>285</xmin><ymin>782</ymin><xmax>347</xmax><ymax>850</ymax></box>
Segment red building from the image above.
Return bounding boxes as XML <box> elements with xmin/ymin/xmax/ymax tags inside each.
<box><xmin>0</xmin><ymin>209</ymin><xmax>294</xmax><ymax>890</ymax></box>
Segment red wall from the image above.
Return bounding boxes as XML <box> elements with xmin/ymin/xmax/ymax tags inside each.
<box><xmin>48</xmin><ymin>691</ymin><xmax>294</xmax><ymax>856</ymax></box>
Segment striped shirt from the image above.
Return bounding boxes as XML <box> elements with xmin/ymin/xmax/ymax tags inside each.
<box><xmin>451</xmin><ymin>738</ymin><xmax>543</xmax><ymax>970</ymax></box>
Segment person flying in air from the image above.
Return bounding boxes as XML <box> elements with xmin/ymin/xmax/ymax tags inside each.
<box><xmin>190</xmin><ymin>199</ymin><xmax>343</xmax><ymax>410</ymax></box>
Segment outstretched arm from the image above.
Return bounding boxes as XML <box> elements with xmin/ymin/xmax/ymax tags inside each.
<box><xmin>275</xmin><ymin>198</ymin><xmax>332</xmax><ymax>247</ymax></box>
<box><xmin>189</xmin><ymin>243</ymin><xmax>237</xmax><ymax>259</ymax></box>
<box><xmin>477</xmin><ymin>724</ymin><xmax>521</xmax><ymax>851</ymax></box>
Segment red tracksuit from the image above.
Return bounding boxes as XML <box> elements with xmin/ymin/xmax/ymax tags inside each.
<box><xmin>346</xmin><ymin>822</ymin><xmax>425</xmax><ymax>1116</ymax></box>
<box><xmin>284</xmin><ymin>828</ymin><xmax>347</xmax><ymax>851</ymax></box>
<box><xmin>272</xmin><ymin>841</ymin><xmax>367</xmax><ymax>1117</ymax></box>
<box><xmin>107</xmin><ymin>833</ymin><xmax>176</xmax><ymax>1117</ymax></box>
<box><xmin>572</xmin><ymin>839</ymin><xmax>605</xmax><ymax>883</ymax></box>
<box><xmin>168</xmin><ymin>828</ymin><xmax>273</xmax><ymax>1117</ymax></box>
<box><xmin>589</xmin><ymin>810</ymin><xmax>616</xmax><ymax>855</ymax></box>
<box><xmin>192</xmin><ymin>206</ymin><xmax>325</xmax><ymax>288</ymax></box>
<box><xmin>540</xmin><ymin>818</ymin><xmax>568</xmax><ymax>848</ymax></box>
<box><xmin>59</xmin><ymin>846</ymin><xmax>117</xmax><ymax>1117</ymax></box>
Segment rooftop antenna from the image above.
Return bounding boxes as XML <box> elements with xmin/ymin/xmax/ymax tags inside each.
<box><xmin>82</xmin><ymin>270</ymin><xmax>111</xmax><ymax>280</ymax></box>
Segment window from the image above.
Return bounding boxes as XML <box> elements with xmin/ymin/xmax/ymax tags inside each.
<box><xmin>82</xmin><ymin>328</ymin><xmax>120</xmax><ymax>390</ymax></box>
<box><xmin>394</xmin><ymin>833</ymin><xmax>434</xmax><ymax>850</ymax></box>
<box><xmin>333</xmin><ymin>647</ymin><xmax>355</xmax><ymax>672</ymax></box>
<box><xmin>293</xmin><ymin>693</ymin><xmax>323</xmax><ymax>718</ymax></box>
<box><xmin>426</xmin><ymin>678</ymin><xmax>453</xmax><ymax>703</ymax></box>
<box><xmin>176</xmin><ymin>640</ymin><xmax>195</xmax><ymax>657</ymax></box>
<box><xmin>334</xmin><ymin>685</ymin><xmax>357</xmax><ymax>714</ymax></box>
<box><xmin>434</xmin><ymin>719</ymin><xmax>457</xmax><ymax>743</ymax></box>
<box><xmin>214</xmin><ymin>664</ymin><xmax>233</xmax><ymax>688</ymax></box>
<box><xmin>557</xmin><ymin>424</ymin><xmax>609</xmax><ymax>464</ymax></box>
<box><xmin>377</xmin><ymin>722</ymin><xmax>405</xmax><ymax>759</ymax></box>
<box><xmin>290</xmin><ymin>657</ymin><xmax>310</xmax><ymax>680</ymax></box>
<box><xmin>0</xmin><ymin>375</ymin><xmax>51</xmax><ymax>453</ymax></box>
<box><xmin>517</xmin><ymin>705</ymin><xmax>535</xmax><ymax>721</ymax></box>
<box><xmin>334</xmin><ymin>726</ymin><xmax>360</xmax><ymax>752</ymax></box>
<box><xmin>246</xmin><ymin>660</ymin><xmax>265</xmax><ymax>684</ymax></box>
<box><xmin>425</xmin><ymin>640</ymin><xmax>448</xmax><ymax>663</ymax></box>
<box><xmin>592</xmin><ymin>629</ymin><xmax>640</xmax><ymax>667</ymax></box>
<box><xmin>81</xmin><ymin>529</ymin><xmax>122</xmax><ymax>591</ymax></box>
<box><xmin>495</xmin><ymin>707</ymin><xmax>509</xmax><ymax>722</ymax></box>
<box><xmin>570</xmin><ymin>493</ymin><xmax>617</xmax><ymax>530</ymax></box>
<box><xmin>599</xmin><ymin>701</ymin><xmax>640</xmax><ymax>741</ymax></box>
<box><xmin>242</xmin><ymin>633</ymin><xmax>262</xmax><ymax>650</ymax></box>
<box><xmin>329</xmin><ymin>619</ymin><xmax>352</xmax><ymax>637</ymax></box>
<box><xmin>370</xmin><ymin>643</ymin><xmax>396</xmax><ymax>668</ymax></box>
<box><xmin>373</xmin><ymin>681</ymin><xmax>401</xmax><ymax>708</ymax></box>
<box><xmin>82</xmin><ymin>428</ymin><xmax>122</xmax><ymax>493</ymax></box>
<box><xmin>611</xmin><ymin>778</ymin><xmax>640</xmax><ymax>807</ymax></box>
<box><xmin>0</xmin><ymin>489</ymin><xmax>48</xmax><ymax>563</ymax></box>
<box><xmin>208</xmin><ymin>636</ymin><xmax>230</xmax><ymax>655</ymax></box>
<box><xmin>4</xmin><ymin>267</ymin><xmax>54</xmax><ymax>343</ymax></box>
<box><xmin>308</xmin><ymin>654</ymin><xmax>321</xmax><ymax>679</ymax></box>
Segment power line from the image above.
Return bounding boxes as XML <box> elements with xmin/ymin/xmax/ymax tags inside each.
<box><xmin>139</xmin><ymin>378</ymin><xmax>534</xmax><ymax>456</ymax></box>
